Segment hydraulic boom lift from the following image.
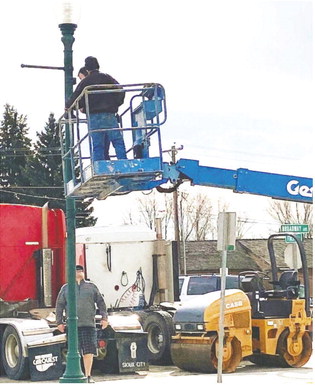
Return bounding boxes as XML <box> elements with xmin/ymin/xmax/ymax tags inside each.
<box><xmin>59</xmin><ymin>83</ymin><xmax>312</xmax><ymax>204</ymax></box>
<box><xmin>58</xmin><ymin>83</ymin><xmax>313</xmax><ymax>374</ymax></box>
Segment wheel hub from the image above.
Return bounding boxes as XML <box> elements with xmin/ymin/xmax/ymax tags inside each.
<box><xmin>5</xmin><ymin>334</ymin><xmax>19</xmax><ymax>368</ymax></box>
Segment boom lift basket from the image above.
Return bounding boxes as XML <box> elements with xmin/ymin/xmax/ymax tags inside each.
<box><xmin>58</xmin><ymin>83</ymin><xmax>167</xmax><ymax>199</ymax></box>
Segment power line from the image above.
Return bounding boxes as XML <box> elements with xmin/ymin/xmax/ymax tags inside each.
<box><xmin>0</xmin><ymin>153</ymin><xmax>61</xmax><ymax>158</ymax></box>
<box><xmin>0</xmin><ymin>189</ymin><xmax>65</xmax><ymax>201</ymax></box>
<box><xmin>0</xmin><ymin>186</ymin><xmax>63</xmax><ymax>189</ymax></box>
<box><xmin>0</xmin><ymin>188</ymin><xmax>89</xmax><ymax>204</ymax></box>
<box><xmin>0</xmin><ymin>147</ymin><xmax>61</xmax><ymax>152</ymax></box>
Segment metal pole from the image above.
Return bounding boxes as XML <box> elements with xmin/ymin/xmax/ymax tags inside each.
<box><xmin>182</xmin><ymin>226</ymin><xmax>187</xmax><ymax>275</ymax></box>
<box><xmin>58</xmin><ymin>22</ymin><xmax>86</xmax><ymax>383</ymax></box>
<box><xmin>171</xmin><ymin>145</ymin><xmax>181</xmax><ymax>273</ymax></box>
<box><xmin>216</xmin><ymin>212</ymin><xmax>236</xmax><ymax>383</ymax></box>
<box><xmin>217</xmin><ymin>249</ymin><xmax>227</xmax><ymax>383</ymax></box>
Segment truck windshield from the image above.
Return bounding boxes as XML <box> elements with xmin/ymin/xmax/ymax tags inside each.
<box><xmin>187</xmin><ymin>276</ymin><xmax>218</xmax><ymax>295</ymax></box>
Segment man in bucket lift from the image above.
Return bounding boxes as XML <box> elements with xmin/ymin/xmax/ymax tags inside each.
<box><xmin>65</xmin><ymin>56</ymin><xmax>127</xmax><ymax>161</ymax></box>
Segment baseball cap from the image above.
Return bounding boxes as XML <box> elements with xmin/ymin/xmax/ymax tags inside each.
<box><xmin>76</xmin><ymin>265</ymin><xmax>84</xmax><ymax>271</ymax></box>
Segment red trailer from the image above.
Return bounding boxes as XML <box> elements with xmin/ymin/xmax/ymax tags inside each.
<box><xmin>0</xmin><ymin>203</ymin><xmax>67</xmax><ymax>380</ymax></box>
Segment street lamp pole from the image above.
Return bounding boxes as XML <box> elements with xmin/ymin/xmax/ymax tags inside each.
<box><xmin>58</xmin><ymin>22</ymin><xmax>86</xmax><ymax>383</ymax></box>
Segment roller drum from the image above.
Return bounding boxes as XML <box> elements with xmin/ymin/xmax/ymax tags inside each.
<box><xmin>171</xmin><ymin>336</ymin><xmax>217</xmax><ymax>373</ymax></box>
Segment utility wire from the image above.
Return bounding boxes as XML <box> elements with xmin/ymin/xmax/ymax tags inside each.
<box><xmin>0</xmin><ymin>186</ymin><xmax>64</xmax><ymax>189</ymax></box>
<box><xmin>0</xmin><ymin>189</ymin><xmax>65</xmax><ymax>201</ymax></box>
<box><xmin>1</xmin><ymin>154</ymin><xmax>61</xmax><ymax>158</ymax></box>
<box><xmin>0</xmin><ymin>147</ymin><xmax>61</xmax><ymax>152</ymax></box>
<box><xmin>0</xmin><ymin>188</ymin><xmax>91</xmax><ymax>204</ymax></box>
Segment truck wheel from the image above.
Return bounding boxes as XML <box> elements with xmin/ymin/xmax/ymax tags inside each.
<box><xmin>143</xmin><ymin>311</ymin><xmax>174</xmax><ymax>364</ymax></box>
<box><xmin>1</xmin><ymin>326</ymin><xmax>29</xmax><ymax>380</ymax></box>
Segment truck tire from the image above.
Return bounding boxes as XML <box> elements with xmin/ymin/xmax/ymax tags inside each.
<box><xmin>1</xmin><ymin>326</ymin><xmax>29</xmax><ymax>380</ymax></box>
<box><xmin>143</xmin><ymin>311</ymin><xmax>174</xmax><ymax>364</ymax></box>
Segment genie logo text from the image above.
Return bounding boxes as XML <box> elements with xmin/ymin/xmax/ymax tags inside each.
<box><xmin>287</xmin><ymin>180</ymin><xmax>313</xmax><ymax>198</ymax></box>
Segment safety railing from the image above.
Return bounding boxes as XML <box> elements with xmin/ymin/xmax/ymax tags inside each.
<box><xmin>58</xmin><ymin>83</ymin><xmax>167</xmax><ymax>198</ymax></box>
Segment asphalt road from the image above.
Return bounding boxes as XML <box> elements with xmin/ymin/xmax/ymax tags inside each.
<box><xmin>0</xmin><ymin>359</ymin><xmax>313</xmax><ymax>385</ymax></box>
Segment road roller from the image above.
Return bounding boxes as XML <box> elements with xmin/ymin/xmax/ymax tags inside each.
<box><xmin>171</xmin><ymin>234</ymin><xmax>312</xmax><ymax>373</ymax></box>
<box><xmin>171</xmin><ymin>289</ymin><xmax>252</xmax><ymax>372</ymax></box>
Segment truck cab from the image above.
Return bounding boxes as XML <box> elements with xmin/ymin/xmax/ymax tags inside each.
<box><xmin>179</xmin><ymin>274</ymin><xmax>241</xmax><ymax>302</ymax></box>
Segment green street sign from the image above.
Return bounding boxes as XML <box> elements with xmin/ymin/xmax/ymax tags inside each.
<box><xmin>285</xmin><ymin>233</ymin><xmax>303</xmax><ymax>243</ymax></box>
<box><xmin>280</xmin><ymin>224</ymin><xmax>309</xmax><ymax>233</ymax></box>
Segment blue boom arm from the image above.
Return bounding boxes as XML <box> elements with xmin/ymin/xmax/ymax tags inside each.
<box><xmin>59</xmin><ymin>83</ymin><xmax>313</xmax><ymax>204</ymax></box>
<box><xmin>163</xmin><ymin>158</ymin><xmax>313</xmax><ymax>203</ymax></box>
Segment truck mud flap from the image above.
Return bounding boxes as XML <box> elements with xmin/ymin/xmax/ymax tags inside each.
<box><xmin>28</xmin><ymin>342</ymin><xmax>64</xmax><ymax>381</ymax></box>
<box><xmin>95</xmin><ymin>329</ymin><xmax>148</xmax><ymax>374</ymax></box>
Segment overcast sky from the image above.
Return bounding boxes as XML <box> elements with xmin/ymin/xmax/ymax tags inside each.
<box><xmin>1</xmin><ymin>0</ymin><xmax>313</xmax><ymax>237</ymax></box>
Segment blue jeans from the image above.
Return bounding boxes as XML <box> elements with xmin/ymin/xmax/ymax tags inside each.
<box><xmin>89</xmin><ymin>112</ymin><xmax>127</xmax><ymax>161</ymax></box>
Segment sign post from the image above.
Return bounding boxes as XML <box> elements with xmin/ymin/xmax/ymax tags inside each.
<box><xmin>216</xmin><ymin>212</ymin><xmax>236</xmax><ymax>383</ymax></box>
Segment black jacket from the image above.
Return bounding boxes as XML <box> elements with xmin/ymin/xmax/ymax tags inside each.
<box><xmin>66</xmin><ymin>70</ymin><xmax>125</xmax><ymax>114</ymax></box>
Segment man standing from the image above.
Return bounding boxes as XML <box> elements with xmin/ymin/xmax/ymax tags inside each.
<box><xmin>66</xmin><ymin>56</ymin><xmax>127</xmax><ymax>161</ymax></box>
<box><xmin>56</xmin><ymin>265</ymin><xmax>108</xmax><ymax>383</ymax></box>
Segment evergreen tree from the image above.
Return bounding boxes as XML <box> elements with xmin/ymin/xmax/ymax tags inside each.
<box><xmin>26</xmin><ymin>113</ymin><xmax>96</xmax><ymax>227</ymax></box>
<box><xmin>23</xmin><ymin>112</ymin><xmax>65</xmax><ymax>206</ymax></box>
<box><xmin>0</xmin><ymin>104</ymin><xmax>32</xmax><ymax>203</ymax></box>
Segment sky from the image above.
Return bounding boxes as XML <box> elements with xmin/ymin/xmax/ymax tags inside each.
<box><xmin>0</xmin><ymin>0</ymin><xmax>313</xmax><ymax>238</ymax></box>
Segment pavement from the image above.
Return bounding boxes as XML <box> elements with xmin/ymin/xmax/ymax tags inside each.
<box><xmin>0</xmin><ymin>359</ymin><xmax>313</xmax><ymax>385</ymax></box>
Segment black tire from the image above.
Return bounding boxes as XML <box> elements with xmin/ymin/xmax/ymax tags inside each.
<box><xmin>143</xmin><ymin>311</ymin><xmax>174</xmax><ymax>365</ymax></box>
<box><xmin>1</xmin><ymin>325</ymin><xmax>29</xmax><ymax>380</ymax></box>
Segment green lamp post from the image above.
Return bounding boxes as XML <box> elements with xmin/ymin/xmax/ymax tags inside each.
<box><xmin>58</xmin><ymin>6</ymin><xmax>87</xmax><ymax>385</ymax></box>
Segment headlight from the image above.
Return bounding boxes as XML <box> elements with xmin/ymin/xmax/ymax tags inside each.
<box><xmin>197</xmin><ymin>324</ymin><xmax>204</xmax><ymax>331</ymax></box>
<box><xmin>175</xmin><ymin>324</ymin><xmax>182</xmax><ymax>331</ymax></box>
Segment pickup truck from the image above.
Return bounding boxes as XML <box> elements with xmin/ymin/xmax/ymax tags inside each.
<box><xmin>179</xmin><ymin>274</ymin><xmax>241</xmax><ymax>302</ymax></box>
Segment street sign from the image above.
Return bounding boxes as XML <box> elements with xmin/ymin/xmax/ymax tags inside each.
<box><xmin>285</xmin><ymin>233</ymin><xmax>303</xmax><ymax>243</ymax></box>
<box><xmin>280</xmin><ymin>223</ymin><xmax>308</xmax><ymax>244</ymax></box>
<box><xmin>280</xmin><ymin>224</ymin><xmax>309</xmax><ymax>233</ymax></box>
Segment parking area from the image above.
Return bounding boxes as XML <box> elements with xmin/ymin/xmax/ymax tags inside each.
<box><xmin>0</xmin><ymin>358</ymin><xmax>313</xmax><ymax>384</ymax></box>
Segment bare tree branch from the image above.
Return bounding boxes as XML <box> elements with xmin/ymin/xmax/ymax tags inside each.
<box><xmin>267</xmin><ymin>200</ymin><xmax>313</xmax><ymax>238</ymax></box>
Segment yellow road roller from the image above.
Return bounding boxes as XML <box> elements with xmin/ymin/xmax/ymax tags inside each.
<box><xmin>171</xmin><ymin>234</ymin><xmax>312</xmax><ymax>373</ymax></box>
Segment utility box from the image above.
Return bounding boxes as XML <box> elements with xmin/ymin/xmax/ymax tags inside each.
<box><xmin>96</xmin><ymin>328</ymin><xmax>149</xmax><ymax>374</ymax></box>
<box><xmin>27</xmin><ymin>341</ymin><xmax>64</xmax><ymax>381</ymax></box>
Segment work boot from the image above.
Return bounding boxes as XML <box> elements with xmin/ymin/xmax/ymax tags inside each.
<box><xmin>87</xmin><ymin>376</ymin><xmax>95</xmax><ymax>383</ymax></box>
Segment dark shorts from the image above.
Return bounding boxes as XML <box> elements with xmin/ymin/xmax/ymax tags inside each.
<box><xmin>78</xmin><ymin>327</ymin><xmax>97</xmax><ymax>355</ymax></box>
